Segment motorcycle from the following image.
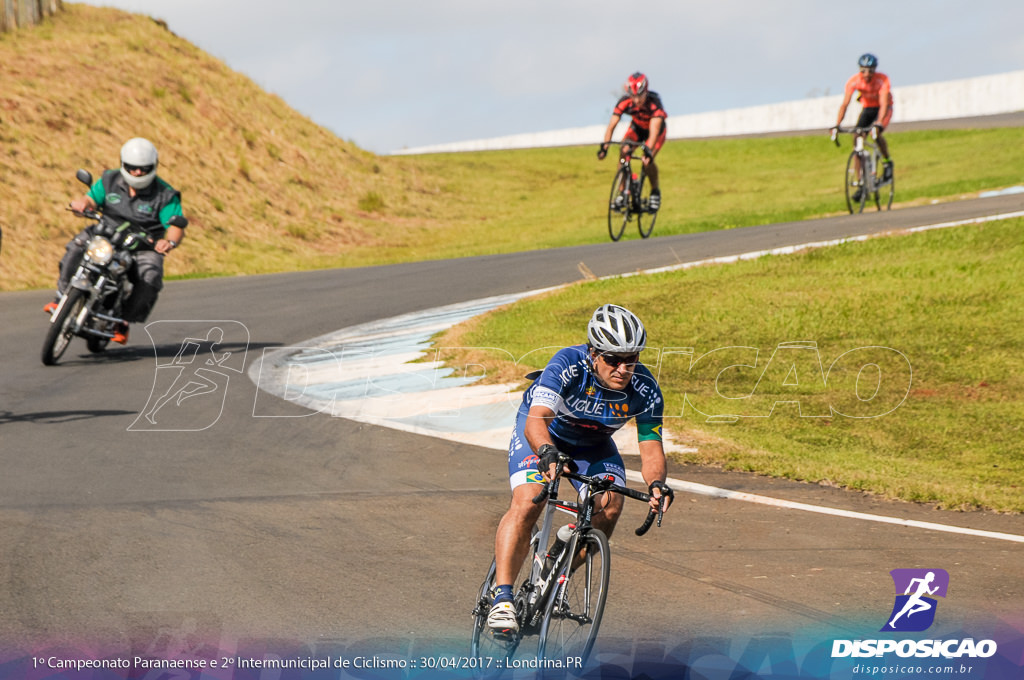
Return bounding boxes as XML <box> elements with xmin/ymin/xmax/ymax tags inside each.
<box><xmin>41</xmin><ymin>169</ymin><xmax>188</xmax><ymax>365</ymax></box>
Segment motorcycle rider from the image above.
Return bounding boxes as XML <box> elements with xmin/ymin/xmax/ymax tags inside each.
<box><xmin>47</xmin><ymin>138</ymin><xmax>185</xmax><ymax>344</ymax></box>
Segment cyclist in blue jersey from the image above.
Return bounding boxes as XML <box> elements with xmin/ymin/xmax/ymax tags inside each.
<box><xmin>487</xmin><ymin>304</ymin><xmax>674</xmax><ymax>634</ymax></box>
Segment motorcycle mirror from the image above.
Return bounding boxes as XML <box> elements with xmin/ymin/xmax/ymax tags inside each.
<box><xmin>75</xmin><ymin>169</ymin><xmax>93</xmax><ymax>187</ymax></box>
<box><xmin>168</xmin><ymin>215</ymin><xmax>189</xmax><ymax>228</ymax></box>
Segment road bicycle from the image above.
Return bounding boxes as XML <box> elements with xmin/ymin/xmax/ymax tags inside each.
<box><xmin>606</xmin><ymin>144</ymin><xmax>658</xmax><ymax>241</ymax></box>
<box><xmin>831</xmin><ymin>126</ymin><xmax>894</xmax><ymax>214</ymax></box>
<box><xmin>470</xmin><ymin>458</ymin><xmax>671</xmax><ymax>678</ymax></box>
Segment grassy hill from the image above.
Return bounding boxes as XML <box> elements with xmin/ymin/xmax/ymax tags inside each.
<box><xmin>2</xmin><ymin>5</ymin><xmax>1022</xmax><ymax>293</ymax></box>
<box><xmin>0</xmin><ymin>4</ymin><xmax>459</xmax><ymax>290</ymax></box>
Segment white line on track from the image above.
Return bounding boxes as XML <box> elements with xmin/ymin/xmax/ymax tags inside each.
<box><xmin>623</xmin><ymin>210</ymin><xmax>1024</xmax><ymax>278</ymax></box>
<box><xmin>623</xmin><ymin>471</ymin><xmax>1024</xmax><ymax>544</ymax></box>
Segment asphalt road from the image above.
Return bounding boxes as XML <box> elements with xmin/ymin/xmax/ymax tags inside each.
<box><xmin>1</xmin><ymin>192</ymin><xmax>1023</xmax><ymax>665</ymax></box>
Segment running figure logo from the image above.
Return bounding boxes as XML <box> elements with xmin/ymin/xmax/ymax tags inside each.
<box><xmin>881</xmin><ymin>568</ymin><xmax>949</xmax><ymax>632</ymax></box>
<box><xmin>129</xmin><ymin>321</ymin><xmax>249</xmax><ymax>431</ymax></box>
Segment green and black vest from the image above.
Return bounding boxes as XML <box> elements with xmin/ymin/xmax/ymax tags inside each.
<box><xmin>96</xmin><ymin>169</ymin><xmax>181</xmax><ymax>239</ymax></box>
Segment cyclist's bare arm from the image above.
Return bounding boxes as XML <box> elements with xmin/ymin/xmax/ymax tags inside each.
<box><xmin>877</xmin><ymin>90</ymin><xmax>891</xmax><ymax>131</ymax></box>
<box><xmin>638</xmin><ymin>439</ymin><xmax>671</xmax><ymax>512</ymax></box>
<box><xmin>648</xmin><ymin>116</ymin><xmax>664</xmax><ymax>139</ymax></box>
<box><xmin>835</xmin><ymin>90</ymin><xmax>855</xmax><ymax>128</ymax></box>
<box><xmin>524</xmin><ymin>404</ymin><xmax>560</xmax><ymax>480</ymax></box>
<box><xmin>602</xmin><ymin>113</ymin><xmax>622</xmax><ymax>145</ymax></box>
<box><xmin>644</xmin><ymin>117</ymin><xmax>664</xmax><ymax>164</ymax></box>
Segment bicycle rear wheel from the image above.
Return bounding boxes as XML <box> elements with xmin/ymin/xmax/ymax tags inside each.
<box><xmin>607</xmin><ymin>166</ymin><xmax>629</xmax><ymax>241</ymax></box>
<box><xmin>844</xmin><ymin>151</ymin><xmax>866</xmax><ymax>214</ymax></box>
<box><xmin>636</xmin><ymin>172</ymin><xmax>657</xmax><ymax>239</ymax></box>
<box><xmin>536</xmin><ymin>528</ymin><xmax>610</xmax><ymax>669</ymax></box>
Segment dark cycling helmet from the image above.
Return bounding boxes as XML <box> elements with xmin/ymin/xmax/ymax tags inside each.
<box><xmin>858</xmin><ymin>53</ymin><xmax>878</xmax><ymax>69</ymax></box>
<box><xmin>587</xmin><ymin>304</ymin><xmax>647</xmax><ymax>354</ymax></box>
<box><xmin>626</xmin><ymin>72</ymin><xmax>649</xmax><ymax>96</ymax></box>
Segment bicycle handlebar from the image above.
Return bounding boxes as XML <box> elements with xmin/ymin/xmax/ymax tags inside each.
<box><xmin>531</xmin><ymin>456</ymin><xmax>668</xmax><ymax>536</ymax></box>
<box><xmin>831</xmin><ymin>125</ymin><xmax>880</xmax><ymax>146</ymax></box>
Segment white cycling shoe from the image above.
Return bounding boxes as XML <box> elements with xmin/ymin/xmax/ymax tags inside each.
<box><xmin>487</xmin><ymin>601</ymin><xmax>519</xmax><ymax>634</ymax></box>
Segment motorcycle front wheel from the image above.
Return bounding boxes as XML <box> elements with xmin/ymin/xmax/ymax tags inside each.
<box><xmin>86</xmin><ymin>336</ymin><xmax>110</xmax><ymax>354</ymax></box>
<box><xmin>42</xmin><ymin>289</ymin><xmax>86</xmax><ymax>366</ymax></box>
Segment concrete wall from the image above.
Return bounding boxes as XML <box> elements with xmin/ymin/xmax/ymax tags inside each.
<box><xmin>394</xmin><ymin>70</ymin><xmax>1024</xmax><ymax>155</ymax></box>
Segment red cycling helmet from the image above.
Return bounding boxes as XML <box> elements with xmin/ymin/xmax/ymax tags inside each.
<box><xmin>626</xmin><ymin>72</ymin><xmax>648</xmax><ymax>96</ymax></box>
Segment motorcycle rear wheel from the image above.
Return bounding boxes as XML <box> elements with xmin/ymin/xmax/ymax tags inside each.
<box><xmin>42</xmin><ymin>289</ymin><xmax>86</xmax><ymax>366</ymax></box>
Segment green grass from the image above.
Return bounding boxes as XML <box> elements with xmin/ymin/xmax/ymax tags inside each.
<box><xmin>398</xmin><ymin>127</ymin><xmax>1024</xmax><ymax>250</ymax></box>
<box><xmin>445</xmin><ymin>219</ymin><xmax>1024</xmax><ymax>513</ymax></box>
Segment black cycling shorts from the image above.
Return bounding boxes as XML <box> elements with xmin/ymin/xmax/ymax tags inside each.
<box><xmin>856</xmin><ymin>107</ymin><xmax>880</xmax><ymax>128</ymax></box>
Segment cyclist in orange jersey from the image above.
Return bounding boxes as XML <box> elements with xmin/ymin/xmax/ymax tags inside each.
<box><xmin>598</xmin><ymin>72</ymin><xmax>667</xmax><ymax>211</ymax></box>
<box><xmin>832</xmin><ymin>53</ymin><xmax>894</xmax><ymax>195</ymax></box>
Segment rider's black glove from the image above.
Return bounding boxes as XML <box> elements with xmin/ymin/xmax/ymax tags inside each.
<box><xmin>641</xmin><ymin>144</ymin><xmax>654</xmax><ymax>159</ymax></box>
<box><xmin>649</xmin><ymin>480</ymin><xmax>675</xmax><ymax>504</ymax></box>
<box><xmin>597</xmin><ymin>143</ymin><xmax>609</xmax><ymax>160</ymax></box>
<box><xmin>537</xmin><ymin>444</ymin><xmax>561</xmax><ymax>474</ymax></box>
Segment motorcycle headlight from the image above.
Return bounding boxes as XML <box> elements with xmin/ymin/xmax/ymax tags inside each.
<box><xmin>85</xmin><ymin>236</ymin><xmax>114</xmax><ymax>265</ymax></box>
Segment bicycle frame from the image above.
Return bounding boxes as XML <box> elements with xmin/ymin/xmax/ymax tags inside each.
<box><xmin>471</xmin><ymin>466</ymin><xmax>663</xmax><ymax>676</ymax></box>
<box><xmin>607</xmin><ymin>145</ymin><xmax>657</xmax><ymax>241</ymax></box>
<box><xmin>832</xmin><ymin>126</ymin><xmax>894</xmax><ymax>214</ymax></box>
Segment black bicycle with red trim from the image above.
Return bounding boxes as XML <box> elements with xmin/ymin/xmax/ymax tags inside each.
<box><xmin>470</xmin><ymin>456</ymin><xmax>671</xmax><ymax>678</ymax></box>
<box><xmin>603</xmin><ymin>143</ymin><xmax>658</xmax><ymax>241</ymax></box>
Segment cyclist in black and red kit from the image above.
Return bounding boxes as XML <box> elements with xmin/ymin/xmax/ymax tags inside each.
<box><xmin>597</xmin><ymin>72</ymin><xmax>668</xmax><ymax>211</ymax></box>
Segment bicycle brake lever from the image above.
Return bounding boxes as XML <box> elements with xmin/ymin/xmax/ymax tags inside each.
<box><xmin>532</xmin><ymin>483</ymin><xmax>551</xmax><ymax>505</ymax></box>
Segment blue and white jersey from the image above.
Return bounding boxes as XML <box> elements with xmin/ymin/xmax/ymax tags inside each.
<box><xmin>520</xmin><ymin>344</ymin><xmax>664</xmax><ymax>448</ymax></box>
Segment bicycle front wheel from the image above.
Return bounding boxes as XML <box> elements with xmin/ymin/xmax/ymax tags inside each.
<box><xmin>607</xmin><ymin>166</ymin><xmax>629</xmax><ymax>241</ymax></box>
<box><xmin>537</xmin><ymin>528</ymin><xmax>610</xmax><ymax>668</ymax></box>
<box><xmin>470</xmin><ymin>559</ymin><xmax>519</xmax><ymax>679</ymax></box>
<box><xmin>635</xmin><ymin>172</ymin><xmax>657</xmax><ymax>239</ymax></box>
<box><xmin>875</xmin><ymin>164</ymin><xmax>894</xmax><ymax>211</ymax></box>
<box><xmin>844</xmin><ymin>151</ymin><xmax>866</xmax><ymax>214</ymax></box>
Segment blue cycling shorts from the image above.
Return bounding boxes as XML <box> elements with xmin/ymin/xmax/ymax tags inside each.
<box><xmin>506</xmin><ymin>410</ymin><xmax>627</xmax><ymax>491</ymax></box>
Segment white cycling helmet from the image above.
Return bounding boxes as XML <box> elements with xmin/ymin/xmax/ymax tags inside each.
<box><xmin>587</xmin><ymin>304</ymin><xmax>647</xmax><ymax>354</ymax></box>
<box><xmin>119</xmin><ymin>137</ymin><xmax>158</xmax><ymax>190</ymax></box>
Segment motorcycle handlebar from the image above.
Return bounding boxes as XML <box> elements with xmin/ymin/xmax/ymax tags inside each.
<box><xmin>66</xmin><ymin>206</ymin><xmax>102</xmax><ymax>220</ymax></box>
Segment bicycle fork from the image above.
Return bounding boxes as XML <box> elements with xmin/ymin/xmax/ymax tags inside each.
<box><xmin>853</xmin><ymin>137</ymin><xmax>876</xmax><ymax>192</ymax></box>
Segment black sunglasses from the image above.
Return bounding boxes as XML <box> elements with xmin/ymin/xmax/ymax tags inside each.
<box><xmin>124</xmin><ymin>163</ymin><xmax>154</xmax><ymax>174</ymax></box>
<box><xmin>599</xmin><ymin>352</ymin><xmax>640</xmax><ymax>368</ymax></box>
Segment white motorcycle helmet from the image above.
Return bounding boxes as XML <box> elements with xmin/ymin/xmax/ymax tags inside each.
<box><xmin>119</xmin><ymin>137</ymin><xmax>158</xmax><ymax>190</ymax></box>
